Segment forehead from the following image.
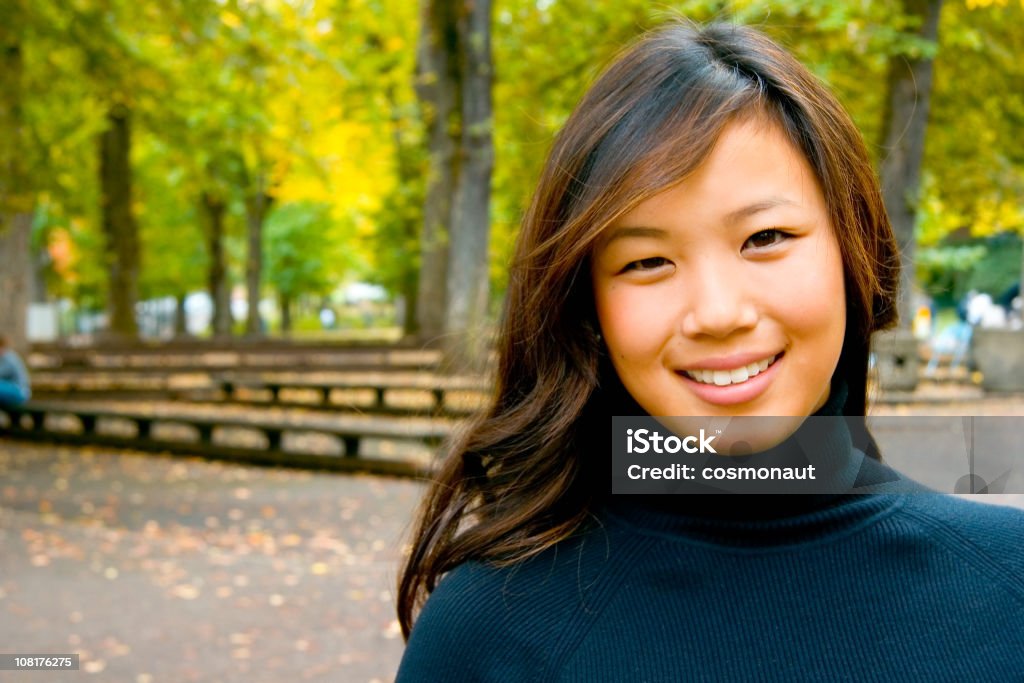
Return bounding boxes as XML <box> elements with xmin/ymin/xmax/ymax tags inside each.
<box><xmin>599</xmin><ymin>116</ymin><xmax>826</xmax><ymax>241</ymax></box>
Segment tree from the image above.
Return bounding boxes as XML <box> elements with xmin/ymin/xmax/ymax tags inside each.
<box><xmin>264</xmin><ymin>202</ymin><xmax>339</xmax><ymax>333</ymax></box>
<box><xmin>415</xmin><ymin>0</ymin><xmax>494</xmax><ymax>370</ymax></box>
<box><xmin>2</xmin><ymin>0</ymin><xmax>128</xmax><ymax>338</ymax></box>
<box><xmin>0</xmin><ymin>13</ymin><xmax>32</xmax><ymax>352</ymax></box>
<box><xmin>245</xmin><ymin>179</ymin><xmax>273</xmax><ymax>336</ymax></box>
<box><xmin>331</xmin><ymin>2</ymin><xmax>426</xmax><ymax>338</ymax></box>
<box><xmin>73</xmin><ymin>1</ymin><xmax>176</xmax><ymax>340</ymax></box>
<box><xmin>201</xmin><ymin>188</ymin><xmax>232</xmax><ymax>338</ymax></box>
<box><xmin>152</xmin><ymin>3</ymin><xmax>282</xmax><ymax>339</ymax></box>
<box><xmin>922</xmin><ymin>0</ymin><xmax>1024</xmax><ymax>297</ymax></box>
<box><xmin>172</xmin><ymin>1</ymin><xmax>326</xmax><ymax>338</ymax></box>
<box><xmin>98</xmin><ymin>103</ymin><xmax>141</xmax><ymax>338</ymax></box>
<box><xmin>445</xmin><ymin>0</ymin><xmax>494</xmax><ymax>369</ymax></box>
<box><xmin>374</xmin><ymin>83</ymin><xmax>427</xmax><ymax>338</ymax></box>
<box><xmin>135</xmin><ymin>134</ymin><xmax>207</xmax><ymax>337</ymax></box>
<box><xmin>224</xmin><ymin>4</ymin><xmax>281</xmax><ymax>338</ymax></box>
<box><xmin>878</xmin><ymin>0</ymin><xmax>944</xmax><ymax>326</ymax></box>
<box><xmin>414</xmin><ymin>0</ymin><xmax>459</xmax><ymax>344</ymax></box>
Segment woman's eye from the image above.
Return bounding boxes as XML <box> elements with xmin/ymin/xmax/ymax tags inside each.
<box><xmin>622</xmin><ymin>256</ymin><xmax>671</xmax><ymax>272</ymax></box>
<box><xmin>743</xmin><ymin>229</ymin><xmax>790</xmax><ymax>250</ymax></box>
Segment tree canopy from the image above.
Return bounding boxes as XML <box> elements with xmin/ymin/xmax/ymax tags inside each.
<box><xmin>2</xmin><ymin>0</ymin><xmax>1021</xmax><ymax>344</ymax></box>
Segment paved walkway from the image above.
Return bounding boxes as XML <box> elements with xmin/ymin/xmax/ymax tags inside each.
<box><xmin>0</xmin><ymin>443</ymin><xmax>423</xmax><ymax>682</ymax></box>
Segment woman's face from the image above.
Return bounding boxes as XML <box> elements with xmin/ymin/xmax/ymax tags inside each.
<box><xmin>591</xmin><ymin>116</ymin><xmax>846</xmax><ymax>418</ymax></box>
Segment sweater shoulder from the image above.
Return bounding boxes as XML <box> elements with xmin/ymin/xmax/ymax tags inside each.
<box><xmin>898</xmin><ymin>495</ymin><xmax>1024</xmax><ymax>599</ymax></box>
<box><xmin>900</xmin><ymin>495</ymin><xmax>1024</xmax><ymax>547</ymax></box>
<box><xmin>397</xmin><ymin>520</ymin><xmax>645</xmax><ymax>682</ymax></box>
<box><xmin>396</xmin><ymin>561</ymin><xmax>548</xmax><ymax>682</ymax></box>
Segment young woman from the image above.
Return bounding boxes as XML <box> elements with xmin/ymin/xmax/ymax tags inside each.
<box><xmin>396</xmin><ymin>21</ymin><xmax>1024</xmax><ymax>681</ymax></box>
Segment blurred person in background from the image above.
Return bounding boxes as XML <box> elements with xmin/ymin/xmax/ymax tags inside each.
<box><xmin>0</xmin><ymin>334</ymin><xmax>31</xmax><ymax>408</ymax></box>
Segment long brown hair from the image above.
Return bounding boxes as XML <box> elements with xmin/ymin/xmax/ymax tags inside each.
<box><xmin>397</xmin><ymin>20</ymin><xmax>900</xmax><ymax>638</ymax></box>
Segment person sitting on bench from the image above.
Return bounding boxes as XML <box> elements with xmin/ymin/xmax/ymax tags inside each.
<box><xmin>0</xmin><ymin>334</ymin><xmax>31</xmax><ymax>408</ymax></box>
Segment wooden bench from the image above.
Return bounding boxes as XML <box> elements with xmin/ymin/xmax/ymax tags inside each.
<box><xmin>29</xmin><ymin>342</ymin><xmax>442</xmax><ymax>371</ymax></box>
<box><xmin>213</xmin><ymin>375</ymin><xmax>490</xmax><ymax>415</ymax></box>
<box><xmin>28</xmin><ymin>374</ymin><xmax>492</xmax><ymax>417</ymax></box>
<box><xmin>0</xmin><ymin>401</ymin><xmax>453</xmax><ymax>477</ymax></box>
<box><xmin>28</xmin><ymin>357</ymin><xmax>441</xmax><ymax>375</ymax></box>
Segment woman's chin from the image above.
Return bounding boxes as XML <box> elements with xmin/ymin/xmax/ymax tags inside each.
<box><xmin>655</xmin><ymin>415</ymin><xmax>808</xmax><ymax>455</ymax></box>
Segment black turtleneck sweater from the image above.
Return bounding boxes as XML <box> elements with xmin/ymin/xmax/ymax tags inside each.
<box><xmin>397</xmin><ymin>388</ymin><xmax>1024</xmax><ymax>681</ymax></box>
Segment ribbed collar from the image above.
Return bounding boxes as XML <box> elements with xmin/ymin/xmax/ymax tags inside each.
<box><xmin>599</xmin><ymin>380</ymin><xmax>903</xmax><ymax>547</ymax></box>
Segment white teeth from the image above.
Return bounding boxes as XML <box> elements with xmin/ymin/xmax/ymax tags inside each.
<box><xmin>685</xmin><ymin>354</ymin><xmax>778</xmax><ymax>386</ymax></box>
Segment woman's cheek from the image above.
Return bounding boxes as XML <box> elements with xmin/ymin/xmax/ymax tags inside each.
<box><xmin>599</xmin><ymin>285</ymin><xmax>675</xmax><ymax>360</ymax></box>
<box><xmin>771</xmin><ymin>244</ymin><xmax>847</xmax><ymax>365</ymax></box>
<box><xmin>771</xmin><ymin>243</ymin><xmax>844</xmax><ymax>325</ymax></box>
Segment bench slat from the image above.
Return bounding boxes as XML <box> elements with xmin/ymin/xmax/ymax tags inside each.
<box><xmin>0</xmin><ymin>403</ymin><xmax>446</xmax><ymax>478</ymax></box>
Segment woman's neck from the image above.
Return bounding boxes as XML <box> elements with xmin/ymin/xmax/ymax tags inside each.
<box><xmin>599</xmin><ymin>378</ymin><xmax>857</xmax><ymax>522</ymax></box>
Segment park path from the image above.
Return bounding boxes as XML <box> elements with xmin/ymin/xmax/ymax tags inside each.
<box><xmin>0</xmin><ymin>442</ymin><xmax>423</xmax><ymax>683</ymax></box>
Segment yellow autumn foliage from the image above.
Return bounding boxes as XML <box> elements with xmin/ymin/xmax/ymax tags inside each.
<box><xmin>269</xmin><ymin>108</ymin><xmax>392</xmax><ymax>215</ymax></box>
<box><xmin>966</xmin><ymin>0</ymin><xmax>1024</xmax><ymax>8</ymax></box>
<box><xmin>970</xmin><ymin>197</ymin><xmax>1024</xmax><ymax>237</ymax></box>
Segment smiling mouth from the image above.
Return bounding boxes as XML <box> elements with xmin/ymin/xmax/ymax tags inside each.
<box><xmin>681</xmin><ymin>353</ymin><xmax>782</xmax><ymax>386</ymax></box>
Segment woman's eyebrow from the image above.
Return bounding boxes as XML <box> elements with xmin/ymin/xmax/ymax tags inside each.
<box><xmin>599</xmin><ymin>226</ymin><xmax>668</xmax><ymax>247</ymax></box>
<box><xmin>600</xmin><ymin>197</ymin><xmax>801</xmax><ymax>248</ymax></box>
<box><xmin>723</xmin><ymin>197</ymin><xmax>798</xmax><ymax>226</ymax></box>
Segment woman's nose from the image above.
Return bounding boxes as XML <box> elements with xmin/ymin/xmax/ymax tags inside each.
<box><xmin>679</xmin><ymin>261</ymin><xmax>759</xmax><ymax>339</ymax></box>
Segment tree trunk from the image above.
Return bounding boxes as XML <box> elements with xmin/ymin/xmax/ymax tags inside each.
<box><xmin>443</xmin><ymin>0</ymin><xmax>494</xmax><ymax>372</ymax></box>
<box><xmin>878</xmin><ymin>0</ymin><xmax>943</xmax><ymax>327</ymax></box>
<box><xmin>174</xmin><ymin>293</ymin><xmax>189</xmax><ymax>337</ymax></box>
<box><xmin>0</xmin><ymin>33</ymin><xmax>32</xmax><ymax>354</ymax></box>
<box><xmin>98</xmin><ymin>104</ymin><xmax>141</xmax><ymax>340</ymax></box>
<box><xmin>402</xmin><ymin>270</ymin><xmax>419</xmax><ymax>338</ymax></box>
<box><xmin>414</xmin><ymin>0</ymin><xmax>460</xmax><ymax>344</ymax></box>
<box><xmin>31</xmin><ymin>244</ymin><xmax>48</xmax><ymax>303</ymax></box>
<box><xmin>245</xmin><ymin>188</ymin><xmax>271</xmax><ymax>337</ymax></box>
<box><xmin>201</xmin><ymin>192</ymin><xmax>231</xmax><ymax>338</ymax></box>
<box><xmin>0</xmin><ymin>213</ymin><xmax>31</xmax><ymax>352</ymax></box>
<box><xmin>279</xmin><ymin>293</ymin><xmax>292</xmax><ymax>334</ymax></box>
